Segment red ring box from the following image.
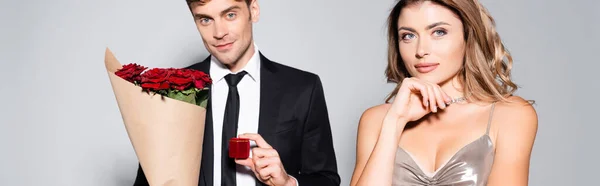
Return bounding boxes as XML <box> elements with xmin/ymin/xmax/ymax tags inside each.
<box><xmin>229</xmin><ymin>138</ymin><xmax>250</xmax><ymax>159</ymax></box>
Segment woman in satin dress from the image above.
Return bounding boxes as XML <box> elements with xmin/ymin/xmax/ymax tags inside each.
<box><xmin>350</xmin><ymin>0</ymin><xmax>538</xmax><ymax>185</ymax></box>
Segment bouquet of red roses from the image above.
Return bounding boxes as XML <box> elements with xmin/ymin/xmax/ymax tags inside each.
<box><xmin>115</xmin><ymin>63</ymin><xmax>211</xmax><ymax>107</ymax></box>
<box><xmin>105</xmin><ymin>48</ymin><xmax>210</xmax><ymax>186</ymax></box>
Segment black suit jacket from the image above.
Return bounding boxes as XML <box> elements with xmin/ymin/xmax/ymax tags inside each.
<box><xmin>133</xmin><ymin>52</ymin><xmax>340</xmax><ymax>186</ymax></box>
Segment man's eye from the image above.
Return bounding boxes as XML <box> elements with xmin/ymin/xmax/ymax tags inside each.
<box><xmin>226</xmin><ymin>13</ymin><xmax>236</xmax><ymax>19</ymax></box>
<box><xmin>199</xmin><ymin>18</ymin><xmax>212</xmax><ymax>24</ymax></box>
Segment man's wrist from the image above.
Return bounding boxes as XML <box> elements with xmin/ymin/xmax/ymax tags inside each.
<box><xmin>285</xmin><ymin>174</ymin><xmax>298</xmax><ymax>186</ymax></box>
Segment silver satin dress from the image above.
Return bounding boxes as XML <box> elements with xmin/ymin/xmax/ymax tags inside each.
<box><xmin>392</xmin><ymin>103</ymin><xmax>496</xmax><ymax>186</ymax></box>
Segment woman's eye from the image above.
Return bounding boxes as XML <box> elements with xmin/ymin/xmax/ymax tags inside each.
<box><xmin>433</xmin><ymin>30</ymin><xmax>447</xmax><ymax>37</ymax></box>
<box><xmin>402</xmin><ymin>33</ymin><xmax>416</xmax><ymax>40</ymax></box>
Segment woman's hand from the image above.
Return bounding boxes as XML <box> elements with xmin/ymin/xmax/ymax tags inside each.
<box><xmin>387</xmin><ymin>77</ymin><xmax>452</xmax><ymax>123</ymax></box>
<box><xmin>350</xmin><ymin>77</ymin><xmax>453</xmax><ymax>186</ymax></box>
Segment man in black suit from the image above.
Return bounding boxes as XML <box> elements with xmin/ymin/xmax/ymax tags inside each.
<box><xmin>133</xmin><ymin>0</ymin><xmax>340</xmax><ymax>185</ymax></box>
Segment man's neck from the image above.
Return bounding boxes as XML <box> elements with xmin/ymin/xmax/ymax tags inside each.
<box><xmin>226</xmin><ymin>43</ymin><xmax>256</xmax><ymax>73</ymax></box>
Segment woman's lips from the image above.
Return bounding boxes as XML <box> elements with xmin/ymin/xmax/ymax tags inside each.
<box><xmin>415</xmin><ymin>63</ymin><xmax>439</xmax><ymax>73</ymax></box>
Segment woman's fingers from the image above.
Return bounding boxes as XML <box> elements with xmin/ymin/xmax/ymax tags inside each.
<box><xmin>432</xmin><ymin>85</ymin><xmax>447</xmax><ymax>110</ymax></box>
<box><xmin>427</xmin><ymin>85</ymin><xmax>437</xmax><ymax>113</ymax></box>
<box><xmin>404</xmin><ymin>78</ymin><xmax>429</xmax><ymax>107</ymax></box>
<box><xmin>401</xmin><ymin>77</ymin><xmax>455</xmax><ymax>113</ymax></box>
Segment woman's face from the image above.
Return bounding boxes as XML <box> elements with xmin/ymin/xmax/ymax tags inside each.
<box><xmin>397</xmin><ymin>1</ymin><xmax>466</xmax><ymax>85</ymax></box>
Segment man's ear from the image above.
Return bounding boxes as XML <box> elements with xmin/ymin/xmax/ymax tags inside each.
<box><xmin>249</xmin><ymin>0</ymin><xmax>260</xmax><ymax>23</ymax></box>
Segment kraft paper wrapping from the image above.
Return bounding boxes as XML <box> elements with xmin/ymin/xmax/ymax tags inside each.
<box><xmin>105</xmin><ymin>48</ymin><xmax>205</xmax><ymax>186</ymax></box>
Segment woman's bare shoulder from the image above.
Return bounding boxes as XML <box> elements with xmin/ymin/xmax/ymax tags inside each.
<box><xmin>361</xmin><ymin>104</ymin><xmax>392</xmax><ymax>121</ymax></box>
<box><xmin>495</xmin><ymin>96</ymin><xmax>537</xmax><ymax>118</ymax></box>
<box><xmin>358</xmin><ymin>103</ymin><xmax>392</xmax><ymax>130</ymax></box>
<box><xmin>494</xmin><ymin>96</ymin><xmax>538</xmax><ymax>135</ymax></box>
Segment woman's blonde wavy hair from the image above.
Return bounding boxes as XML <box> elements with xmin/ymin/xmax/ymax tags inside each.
<box><xmin>385</xmin><ymin>0</ymin><xmax>527</xmax><ymax>104</ymax></box>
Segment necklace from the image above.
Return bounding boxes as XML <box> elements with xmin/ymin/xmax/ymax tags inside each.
<box><xmin>446</xmin><ymin>97</ymin><xmax>466</xmax><ymax>105</ymax></box>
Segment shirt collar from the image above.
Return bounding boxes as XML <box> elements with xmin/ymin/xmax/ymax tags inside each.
<box><xmin>210</xmin><ymin>43</ymin><xmax>260</xmax><ymax>83</ymax></box>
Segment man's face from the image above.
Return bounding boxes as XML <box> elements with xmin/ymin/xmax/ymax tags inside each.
<box><xmin>190</xmin><ymin>0</ymin><xmax>259</xmax><ymax>66</ymax></box>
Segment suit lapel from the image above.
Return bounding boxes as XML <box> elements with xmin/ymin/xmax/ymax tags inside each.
<box><xmin>257</xmin><ymin>52</ymin><xmax>282</xmax><ymax>141</ymax></box>
<box><xmin>186</xmin><ymin>58</ymin><xmax>213</xmax><ymax>186</ymax></box>
<box><xmin>255</xmin><ymin>52</ymin><xmax>283</xmax><ymax>186</ymax></box>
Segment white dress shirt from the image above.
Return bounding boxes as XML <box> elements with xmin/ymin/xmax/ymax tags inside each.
<box><xmin>210</xmin><ymin>44</ymin><xmax>261</xmax><ymax>186</ymax></box>
<box><xmin>209</xmin><ymin>43</ymin><xmax>299</xmax><ymax>186</ymax></box>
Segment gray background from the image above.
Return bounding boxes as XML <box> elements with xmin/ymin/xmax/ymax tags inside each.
<box><xmin>1</xmin><ymin>0</ymin><xmax>598</xmax><ymax>185</ymax></box>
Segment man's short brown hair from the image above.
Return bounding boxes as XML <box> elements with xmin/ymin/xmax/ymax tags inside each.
<box><xmin>186</xmin><ymin>0</ymin><xmax>251</xmax><ymax>7</ymax></box>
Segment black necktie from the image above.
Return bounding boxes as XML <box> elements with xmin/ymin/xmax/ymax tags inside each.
<box><xmin>222</xmin><ymin>71</ymin><xmax>247</xmax><ymax>186</ymax></box>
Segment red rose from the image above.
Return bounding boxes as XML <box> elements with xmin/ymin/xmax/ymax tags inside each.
<box><xmin>115</xmin><ymin>63</ymin><xmax>147</xmax><ymax>83</ymax></box>
<box><xmin>168</xmin><ymin>69</ymin><xmax>193</xmax><ymax>90</ymax></box>
<box><xmin>189</xmin><ymin>70</ymin><xmax>211</xmax><ymax>89</ymax></box>
<box><xmin>140</xmin><ymin>68</ymin><xmax>171</xmax><ymax>91</ymax></box>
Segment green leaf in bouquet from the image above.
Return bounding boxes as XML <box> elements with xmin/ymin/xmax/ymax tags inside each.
<box><xmin>181</xmin><ymin>88</ymin><xmax>196</xmax><ymax>95</ymax></box>
<box><xmin>196</xmin><ymin>89</ymin><xmax>209</xmax><ymax>108</ymax></box>
<box><xmin>167</xmin><ymin>90</ymin><xmax>196</xmax><ymax>105</ymax></box>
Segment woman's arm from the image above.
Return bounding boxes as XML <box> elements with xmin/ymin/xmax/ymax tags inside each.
<box><xmin>487</xmin><ymin>97</ymin><xmax>538</xmax><ymax>186</ymax></box>
<box><xmin>350</xmin><ymin>105</ymin><xmax>408</xmax><ymax>186</ymax></box>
